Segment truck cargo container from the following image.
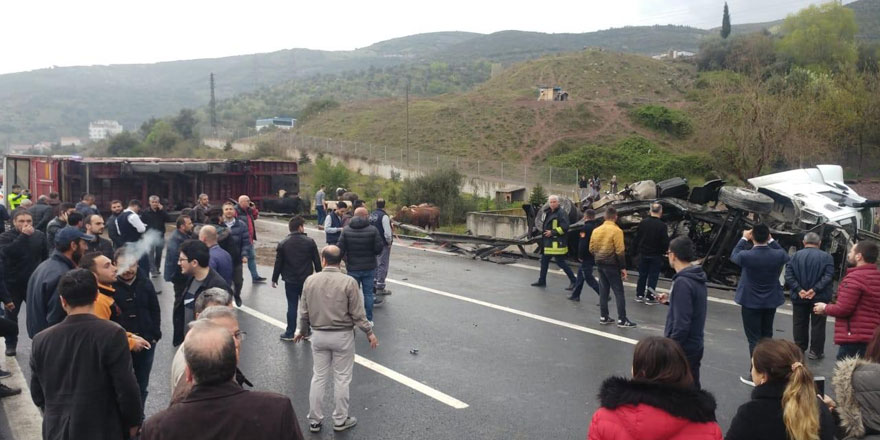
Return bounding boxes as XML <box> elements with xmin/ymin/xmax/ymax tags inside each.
<box><xmin>2</xmin><ymin>155</ymin><xmax>299</xmax><ymax>212</ymax></box>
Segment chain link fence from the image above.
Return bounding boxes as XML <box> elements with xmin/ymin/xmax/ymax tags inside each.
<box><xmin>273</xmin><ymin>132</ymin><xmax>580</xmax><ymax>200</ymax></box>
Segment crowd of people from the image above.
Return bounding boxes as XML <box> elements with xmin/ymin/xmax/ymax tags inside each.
<box><xmin>2</xmin><ymin>183</ymin><xmax>880</xmax><ymax>439</ymax></box>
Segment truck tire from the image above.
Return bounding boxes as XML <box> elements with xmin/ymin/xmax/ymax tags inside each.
<box><xmin>718</xmin><ymin>186</ymin><xmax>774</xmax><ymax>215</ymax></box>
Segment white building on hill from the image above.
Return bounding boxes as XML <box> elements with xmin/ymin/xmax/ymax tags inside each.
<box><xmin>89</xmin><ymin>120</ymin><xmax>123</xmax><ymax>140</ymax></box>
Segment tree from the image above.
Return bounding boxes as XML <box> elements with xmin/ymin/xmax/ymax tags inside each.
<box><xmin>172</xmin><ymin>109</ymin><xmax>198</xmax><ymax>139</ymax></box>
<box><xmin>107</xmin><ymin>131</ymin><xmax>140</xmax><ymax>156</ymax></box>
<box><xmin>528</xmin><ymin>183</ymin><xmax>548</xmax><ymax>206</ymax></box>
<box><xmin>721</xmin><ymin>2</ymin><xmax>732</xmax><ymax>39</ymax></box>
<box><xmin>313</xmin><ymin>158</ymin><xmax>351</xmax><ymax>192</ymax></box>
<box><xmin>777</xmin><ymin>2</ymin><xmax>858</xmax><ymax>72</ymax></box>
<box><xmin>144</xmin><ymin>120</ymin><xmax>181</xmax><ymax>152</ymax></box>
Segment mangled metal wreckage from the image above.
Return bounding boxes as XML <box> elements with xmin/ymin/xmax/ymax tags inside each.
<box><xmin>410</xmin><ymin>165</ymin><xmax>880</xmax><ymax>288</ymax></box>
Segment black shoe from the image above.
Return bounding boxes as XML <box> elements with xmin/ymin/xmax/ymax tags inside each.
<box><xmin>530</xmin><ymin>281</ymin><xmax>546</xmax><ymax>287</ymax></box>
<box><xmin>0</xmin><ymin>384</ymin><xmax>20</xmax><ymax>398</ymax></box>
<box><xmin>234</xmin><ymin>296</ymin><xmax>242</xmax><ymax>307</ymax></box>
<box><xmin>0</xmin><ymin>369</ymin><xmax>10</xmax><ymax>379</ymax></box>
<box><xmin>252</xmin><ymin>277</ymin><xmax>267</xmax><ymax>284</ymax></box>
<box><xmin>280</xmin><ymin>331</ymin><xmax>295</xmax><ymax>341</ymax></box>
<box><xmin>634</xmin><ymin>296</ymin><xmax>645</xmax><ymax>303</ymax></box>
<box><xmin>374</xmin><ymin>296</ymin><xmax>385</xmax><ymax>307</ymax></box>
<box><xmin>567</xmin><ymin>295</ymin><xmax>580</xmax><ymax>302</ymax></box>
<box><xmin>643</xmin><ymin>297</ymin><xmax>659</xmax><ymax>305</ymax></box>
<box><xmin>5</xmin><ymin>346</ymin><xmax>15</xmax><ymax>357</ymax></box>
<box><xmin>565</xmin><ymin>283</ymin><xmax>575</xmax><ymax>291</ymax></box>
<box><xmin>807</xmin><ymin>351</ymin><xmax>825</xmax><ymax>360</ymax></box>
<box><xmin>599</xmin><ymin>316</ymin><xmax>614</xmax><ymax>325</ymax></box>
<box><xmin>617</xmin><ymin>319</ymin><xmax>637</xmax><ymax>328</ymax></box>
<box><xmin>309</xmin><ymin>422</ymin><xmax>322</xmax><ymax>433</ymax></box>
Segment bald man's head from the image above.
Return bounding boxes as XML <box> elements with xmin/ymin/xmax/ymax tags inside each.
<box><xmin>184</xmin><ymin>320</ymin><xmax>237</xmax><ymax>386</ymax></box>
<box><xmin>199</xmin><ymin>225</ymin><xmax>218</xmax><ymax>246</ymax></box>
<box><xmin>322</xmin><ymin>245</ymin><xmax>342</xmax><ymax>266</ymax></box>
<box><xmin>354</xmin><ymin>207</ymin><xmax>369</xmax><ymax>218</ymax></box>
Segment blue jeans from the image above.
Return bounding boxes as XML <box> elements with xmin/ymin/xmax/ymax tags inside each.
<box><xmin>636</xmin><ymin>255</ymin><xmax>663</xmax><ymax>298</ymax></box>
<box><xmin>538</xmin><ymin>254</ymin><xmax>576</xmax><ymax>285</ymax></box>
<box><xmin>246</xmin><ymin>245</ymin><xmax>261</xmax><ymax>279</ymax></box>
<box><xmin>571</xmin><ymin>261</ymin><xmax>601</xmax><ymax>299</ymax></box>
<box><xmin>131</xmin><ymin>345</ymin><xmax>156</xmax><ymax>412</ymax></box>
<box><xmin>285</xmin><ymin>281</ymin><xmax>304</xmax><ymax>334</ymax></box>
<box><xmin>316</xmin><ymin>205</ymin><xmax>326</xmax><ymax>226</ymax></box>
<box><xmin>348</xmin><ymin>269</ymin><xmax>376</xmax><ymax>321</ymax></box>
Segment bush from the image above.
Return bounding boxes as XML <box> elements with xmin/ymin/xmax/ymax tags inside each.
<box><xmin>400</xmin><ymin>168</ymin><xmax>475</xmax><ymax>225</ymax></box>
<box><xmin>313</xmin><ymin>158</ymin><xmax>352</xmax><ymax>192</ymax></box>
<box><xmin>630</xmin><ymin>105</ymin><xmax>694</xmax><ymax>138</ymax></box>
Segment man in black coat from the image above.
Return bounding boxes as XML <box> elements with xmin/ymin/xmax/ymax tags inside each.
<box><xmin>658</xmin><ymin>237</ymin><xmax>708</xmax><ymax>389</ymax></box>
<box><xmin>568</xmin><ymin>209</ymin><xmax>602</xmax><ymax>302</ymax></box>
<box><xmin>30</xmin><ymin>268</ymin><xmax>142</xmax><ymax>440</ymax></box>
<box><xmin>141</xmin><ymin>196</ymin><xmax>170</xmax><ymax>277</ymax></box>
<box><xmin>272</xmin><ymin>215</ymin><xmax>321</xmax><ymax>341</ymax></box>
<box><xmin>30</xmin><ymin>195</ymin><xmax>54</xmax><ymax>232</ymax></box>
<box><xmin>634</xmin><ymin>202</ymin><xmax>669</xmax><ymax>304</ymax></box>
<box><xmin>337</xmin><ymin>207</ymin><xmax>383</xmax><ymax>322</ymax></box>
<box><xmin>784</xmin><ymin>231</ymin><xmax>835</xmax><ymax>360</ymax></box>
<box><xmin>142</xmin><ymin>320</ymin><xmax>303</xmax><ymax>440</ymax></box>
<box><xmin>531</xmin><ymin>195</ymin><xmax>577</xmax><ymax>289</ymax></box>
<box><xmin>173</xmin><ymin>240</ymin><xmax>232</xmax><ymax>346</ymax></box>
<box><xmin>84</xmin><ymin>214</ymin><xmax>115</xmax><ymax>259</ymax></box>
<box><xmin>0</xmin><ymin>209</ymin><xmax>49</xmax><ymax>355</ymax></box>
<box><xmin>26</xmin><ymin>227</ymin><xmax>90</xmax><ymax>338</ymax></box>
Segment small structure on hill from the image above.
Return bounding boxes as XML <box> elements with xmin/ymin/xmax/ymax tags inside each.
<box><xmin>256</xmin><ymin>116</ymin><xmax>296</xmax><ymax>131</ymax></box>
<box><xmin>537</xmin><ymin>86</ymin><xmax>568</xmax><ymax>101</ymax></box>
<box><xmin>496</xmin><ymin>186</ymin><xmax>527</xmax><ymax>204</ymax></box>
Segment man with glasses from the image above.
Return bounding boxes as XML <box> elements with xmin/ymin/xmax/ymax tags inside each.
<box><xmin>172</xmin><ymin>240</ymin><xmax>231</xmax><ymax>346</ymax></box>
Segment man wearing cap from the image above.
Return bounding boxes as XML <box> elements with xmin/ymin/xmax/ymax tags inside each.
<box><xmin>26</xmin><ymin>226</ymin><xmax>92</xmax><ymax>337</ymax></box>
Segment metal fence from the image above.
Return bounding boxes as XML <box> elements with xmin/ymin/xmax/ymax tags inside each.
<box><xmin>272</xmin><ymin>132</ymin><xmax>580</xmax><ymax>198</ymax></box>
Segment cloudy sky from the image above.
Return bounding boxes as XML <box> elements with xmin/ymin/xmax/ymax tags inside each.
<box><xmin>0</xmin><ymin>0</ymin><xmax>849</xmax><ymax>75</ymax></box>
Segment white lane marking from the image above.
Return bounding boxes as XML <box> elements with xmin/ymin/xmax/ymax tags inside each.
<box><xmin>386</xmin><ymin>279</ymin><xmax>639</xmax><ymax>345</ymax></box>
<box><xmin>1</xmin><ymin>340</ymin><xmax>43</xmax><ymax>439</ymax></box>
<box><xmin>237</xmin><ymin>305</ymin><xmax>469</xmax><ymax>410</ymax></box>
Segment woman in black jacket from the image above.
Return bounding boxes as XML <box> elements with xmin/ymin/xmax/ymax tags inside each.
<box><xmin>727</xmin><ymin>339</ymin><xmax>835</xmax><ymax>440</ymax></box>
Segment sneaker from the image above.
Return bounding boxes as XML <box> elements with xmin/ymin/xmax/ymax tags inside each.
<box><xmin>617</xmin><ymin>319</ymin><xmax>637</xmax><ymax>328</ymax></box>
<box><xmin>739</xmin><ymin>375</ymin><xmax>756</xmax><ymax>387</ymax></box>
<box><xmin>599</xmin><ymin>316</ymin><xmax>614</xmax><ymax>325</ymax></box>
<box><xmin>0</xmin><ymin>369</ymin><xmax>10</xmax><ymax>379</ymax></box>
<box><xmin>252</xmin><ymin>277</ymin><xmax>267</xmax><ymax>284</ymax></box>
<box><xmin>567</xmin><ymin>295</ymin><xmax>580</xmax><ymax>302</ymax></box>
<box><xmin>807</xmin><ymin>351</ymin><xmax>825</xmax><ymax>360</ymax></box>
<box><xmin>5</xmin><ymin>346</ymin><xmax>15</xmax><ymax>357</ymax></box>
<box><xmin>376</xmin><ymin>288</ymin><xmax>392</xmax><ymax>296</ymax></box>
<box><xmin>333</xmin><ymin>416</ymin><xmax>357</xmax><ymax>432</ymax></box>
<box><xmin>530</xmin><ymin>281</ymin><xmax>546</xmax><ymax>287</ymax></box>
<box><xmin>374</xmin><ymin>296</ymin><xmax>385</xmax><ymax>307</ymax></box>
<box><xmin>234</xmin><ymin>296</ymin><xmax>242</xmax><ymax>307</ymax></box>
<box><xmin>309</xmin><ymin>422</ymin><xmax>322</xmax><ymax>433</ymax></box>
<box><xmin>279</xmin><ymin>332</ymin><xmax>295</xmax><ymax>341</ymax></box>
<box><xmin>643</xmin><ymin>297</ymin><xmax>659</xmax><ymax>305</ymax></box>
<box><xmin>634</xmin><ymin>296</ymin><xmax>645</xmax><ymax>303</ymax></box>
<box><xmin>0</xmin><ymin>384</ymin><xmax>21</xmax><ymax>398</ymax></box>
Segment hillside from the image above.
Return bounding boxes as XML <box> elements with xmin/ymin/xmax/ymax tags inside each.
<box><xmin>720</xmin><ymin>0</ymin><xmax>879</xmax><ymax>40</ymax></box>
<box><xmin>298</xmin><ymin>50</ymin><xmax>695</xmax><ymax>163</ymax></box>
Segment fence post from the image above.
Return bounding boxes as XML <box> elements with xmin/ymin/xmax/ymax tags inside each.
<box><xmin>501</xmin><ymin>161</ymin><xmax>504</xmax><ymax>181</ymax></box>
<box><xmin>384</xmin><ymin>145</ymin><xmax>387</xmax><ymax>162</ymax></box>
<box><xmin>417</xmin><ymin>151</ymin><xmax>421</xmax><ymax>171</ymax></box>
<box><xmin>477</xmin><ymin>160</ymin><xmax>481</xmax><ymax>176</ymax></box>
<box><xmin>549</xmin><ymin>167</ymin><xmax>553</xmax><ymax>187</ymax></box>
<box><xmin>524</xmin><ymin>164</ymin><xmax>527</xmax><ymax>188</ymax></box>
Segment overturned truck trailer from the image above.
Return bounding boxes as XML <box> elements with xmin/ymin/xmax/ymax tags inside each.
<box><xmin>2</xmin><ymin>155</ymin><xmax>299</xmax><ymax>212</ymax></box>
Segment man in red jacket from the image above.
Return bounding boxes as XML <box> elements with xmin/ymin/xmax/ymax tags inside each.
<box><xmin>814</xmin><ymin>240</ymin><xmax>880</xmax><ymax>360</ymax></box>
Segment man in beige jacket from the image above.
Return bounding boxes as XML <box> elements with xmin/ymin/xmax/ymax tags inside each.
<box><xmin>294</xmin><ymin>245</ymin><xmax>378</xmax><ymax>434</ymax></box>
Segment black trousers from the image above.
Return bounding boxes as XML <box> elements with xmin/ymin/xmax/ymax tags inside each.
<box><xmin>686</xmin><ymin>349</ymin><xmax>703</xmax><ymax>390</ymax></box>
<box><xmin>792</xmin><ymin>303</ymin><xmax>826</xmax><ymax>356</ymax></box>
<box><xmin>2</xmin><ymin>291</ymin><xmax>24</xmax><ymax>348</ymax></box>
<box><xmin>741</xmin><ymin>306</ymin><xmax>776</xmax><ymax>356</ymax></box>
<box><xmin>0</xmin><ymin>315</ymin><xmax>18</xmax><ymax>339</ymax></box>
<box><xmin>598</xmin><ymin>265</ymin><xmax>627</xmax><ymax>321</ymax></box>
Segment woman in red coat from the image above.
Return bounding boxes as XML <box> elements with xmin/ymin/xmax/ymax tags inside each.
<box><xmin>588</xmin><ymin>337</ymin><xmax>722</xmax><ymax>440</ymax></box>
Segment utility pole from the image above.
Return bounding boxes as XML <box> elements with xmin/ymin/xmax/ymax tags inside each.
<box><xmin>405</xmin><ymin>79</ymin><xmax>410</xmax><ymax>167</ymax></box>
<box><xmin>209</xmin><ymin>73</ymin><xmax>217</xmax><ymax>134</ymax></box>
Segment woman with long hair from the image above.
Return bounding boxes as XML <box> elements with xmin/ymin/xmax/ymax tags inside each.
<box><xmin>588</xmin><ymin>337</ymin><xmax>721</xmax><ymax>440</ymax></box>
<box><xmin>821</xmin><ymin>326</ymin><xmax>880</xmax><ymax>438</ymax></box>
<box><xmin>727</xmin><ymin>339</ymin><xmax>834</xmax><ymax>440</ymax></box>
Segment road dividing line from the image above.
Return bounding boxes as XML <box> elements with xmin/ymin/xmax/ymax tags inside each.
<box><xmin>386</xmin><ymin>279</ymin><xmax>639</xmax><ymax>345</ymax></box>
<box><xmin>237</xmin><ymin>305</ymin><xmax>469</xmax><ymax>410</ymax></box>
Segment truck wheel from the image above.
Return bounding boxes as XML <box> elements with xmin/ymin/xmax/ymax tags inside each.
<box><xmin>718</xmin><ymin>186</ymin><xmax>774</xmax><ymax>215</ymax></box>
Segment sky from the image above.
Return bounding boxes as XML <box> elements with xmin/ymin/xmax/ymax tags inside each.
<box><xmin>0</xmin><ymin>0</ymin><xmax>850</xmax><ymax>75</ymax></box>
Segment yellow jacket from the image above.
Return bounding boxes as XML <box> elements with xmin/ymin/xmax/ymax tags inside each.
<box><xmin>589</xmin><ymin>220</ymin><xmax>626</xmax><ymax>268</ymax></box>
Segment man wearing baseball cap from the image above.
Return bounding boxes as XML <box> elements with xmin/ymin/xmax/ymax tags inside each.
<box><xmin>26</xmin><ymin>227</ymin><xmax>93</xmax><ymax>337</ymax></box>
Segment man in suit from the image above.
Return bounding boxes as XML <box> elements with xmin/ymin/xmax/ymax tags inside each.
<box><xmin>30</xmin><ymin>268</ymin><xmax>142</xmax><ymax>439</ymax></box>
<box><xmin>784</xmin><ymin>232</ymin><xmax>835</xmax><ymax>360</ymax></box>
<box><xmin>142</xmin><ymin>320</ymin><xmax>303</xmax><ymax>440</ymax></box>
<box><xmin>731</xmin><ymin>223</ymin><xmax>789</xmax><ymax>384</ymax></box>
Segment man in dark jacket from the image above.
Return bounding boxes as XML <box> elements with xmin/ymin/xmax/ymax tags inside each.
<box><xmin>191</xmin><ymin>193</ymin><xmax>211</xmax><ymax>224</ymax></box>
<box><xmin>173</xmin><ymin>240</ymin><xmax>232</xmax><ymax>346</ymax></box>
<box><xmin>142</xmin><ymin>320</ymin><xmax>303</xmax><ymax>440</ymax></box>
<box><xmin>0</xmin><ymin>209</ymin><xmax>49</xmax><ymax>355</ymax></box>
<box><xmin>84</xmin><ymin>214</ymin><xmax>115</xmax><ymax>259</ymax></box>
<box><xmin>114</xmin><ymin>249</ymin><xmax>161</xmax><ymax>408</ymax></box>
<box><xmin>165</xmin><ymin>215</ymin><xmax>194</xmax><ymax>299</ymax></box>
<box><xmin>731</xmin><ymin>224</ymin><xmax>789</xmax><ymax>381</ymax></box>
<box><xmin>369</xmin><ymin>198</ymin><xmax>394</xmax><ymax>296</ymax></box>
<box><xmin>199</xmin><ymin>225</ymin><xmax>233</xmax><ymax>287</ymax></box>
<box><xmin>45</xmin><ymin>202</ymin><xmax>75</xmax><ymax>248</ymax></box>
<box><xmin>785</xmin><ymin>232</ymin><xmax>834</xmax><ymax>360</ymax></box>
<box><xmin>531</xmin><ymin>195</ymin><xmax>577</xmax><ymax>289</ymax></box>
<box><xmin>219</xmin><ymin>202</ymin><xmax>251</xmax><ymax>306</ymax></box>
<box><xmin>568</xmin><ymin>209</ymin><xmax>602</xmax><ymax>302</ymax></box>
<box><xmin>75</xmin><ymin>193</ymin><xmax>99</xmax><ymax>217</ymax></box>
<box><xmin>634</xmin><ymin>202</ymin><xmax>669</xmax><ymax>304</ymax></box>
<box><xmin>815</xmin><ymin>240</ymin><xmax>880</xmax><ymax>360</ymax></box>
<box><xmin>26</xmin><ymin>226</ymin><xmax>90</xmax><ymax>338</ymax></box>
<box><xmin>30</xmin><ymin>195</ymin><xmax>54</xmax><ymax>232</ymax></box>
<box><xmin>658</xmin><ymin>237</ymin><xmax>708</xmax><ymax>389</ymax></box>
<box><xmin>235</xmin><ymin>195</ymin><xmax>266</xmax><ymax>282</ymax></box>
<box><xmin>273</xmin><ymin>215</ymin><xmax>321</xmax><ymax>340</ymax></box>
<box><xmin>141</xmin><ymin>195</ymin><xmax>170</xmax><ymax>277</ymax></box>
<box><xmin>30</xmin><ymin>268</ymin><xmax>142</xmax><ymax>440</ymax></box>
<box><xmin>337</xmin><ymin>207</ymin><xmax>383</xmax><ymax>322</ymax></box>
<box><xmin>323</xmin><ymin>202</ymin><xmax>347</xmax><ymax>245</ymax></box>
<box><xmin>106</xmin><ymin>200</ymin><xmax>124</xmax><ymax>248</ymax></box>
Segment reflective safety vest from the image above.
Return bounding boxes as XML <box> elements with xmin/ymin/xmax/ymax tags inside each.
<box><xmin>543</xmin><ymin>216</ymin><xmax>568</xmax><ymax>255</ymax></box>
